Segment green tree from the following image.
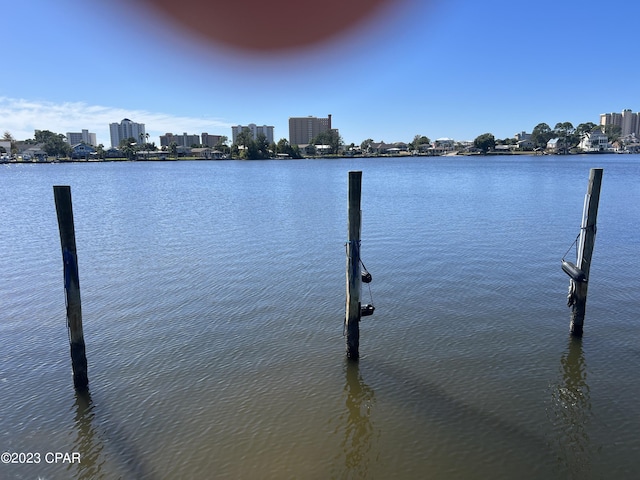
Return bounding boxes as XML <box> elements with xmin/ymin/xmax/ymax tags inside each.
<box><xmin>254</xmin><ymin>133</ymin><xmax>270</xmax><ymax>159</ymax></box>
<box><xmin>410</xmin><ymin>134</ymin><xmax>431</xmax><ymax>151</ymax></box>
<box><xmin>554</xmin><ymin>122</ymin><xmax>576</xmax><ymax>153</ymax></box>
<box><xmin>602</xmin><ymin>124</ymin><xmax>621</xmax><ymax>145</ymax></box>
<box><xmin>232</xmin><ymin>129</ymin><xmax>271</xmax><ymax>159</ymax></box>
<box><xmin>32</xmin><ymin>130</ymin><xmax>71</xmax><ymax>157</ymax></box>
<box><xmin>234</xmin><ymin>128</ymin><xmax>255</xmax><ymax>159</ymax></box>
<box><xmin>120</xmin><ymin>137</ymin><xmax>138</xmax><ymax>160</ymax></box>
<box><xmin>575</xmin><ymin>122</ymin><xmax>598</xmax><ymax>148</ymax></box>
<box><xmin>531</xmin><ymin>123</ymin><xmax>553</xmax><ymax>149</ymax></box>
<box><xmin>360</xmin><ymin>138</ymin><xmax>374</xmax><ymax>154</ymax></box>
<box><xmin>312</xmin><ymin>129</ymin><xmax>343</xmax><ymax>155</ymax></box>
<box><xmin>2</xmin><ymin>131</ymin><xmax>15</xmax><ymax>154</ymax></box>
<box><xmin>576</xmin><ymin>122</ymin><xmax>597</xmax><ymax>137</ymax></box>
<box><xmin>169</xmin><ymin>141</ymin><xmax>178</xmax><ymax>158</ymax></box>
<box><xmin>215</xmin><ymin>136</ymin><xmax>229</xmax><ymax>156</ymax></box>
<box><xmin>276</xmin><ymin>138</ymin><xmax>302</xmax><ymax>159</ymax></box>
<box><xmin>473</xmin><ymin>133</ymin><xmax>496</xmax><ymax>153</ymax></box>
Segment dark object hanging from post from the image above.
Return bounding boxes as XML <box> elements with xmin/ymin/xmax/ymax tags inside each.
<box><xmin>54</xmin><ymin>186</ymin><xmax>89</xmax><ymax>391</ymax></box>
<box><xmin>561</xmin><ymin>260</ymin><xmax>587</xmax><ymax>283</ymax></box>
<box><xmin>566</xmin><ymin>168</ymin><xmax>603</xmax><ymax>337</ymax></box>
<box><xmin>360</xmin><ymin>304</ymin><xmax>375</xmax><ymax>317</ymax></box>
<box><xmin>361</xmin><ymin>271</ymin><xmax>372</xmax><ymax>283</ymax></box>
<box><xmin>345</xmin><ymin>171</ymin><xmax>362</xmax><ymax>360</ymax></box>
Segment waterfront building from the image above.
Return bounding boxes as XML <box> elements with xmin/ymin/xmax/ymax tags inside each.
<box><xmin>368</xmin><ymin>141</ymin><xmax>409</xmax><ymax>155</ymax></box>
<box><xmin>231</xmin><ymin>124</ymin><xmax>274</xmax><ymax>144</ymax></box>
<box><xmin>66</xmin><ymin>129</ymin><xmax>97</xmax><ymax>146</ymax></box>
<box><xmin>434</xmin><ymin>138</ymin><xmax>455</xmax><ymax>150</ymax></box>
<box><xmin>160</xmin><ymin>132</ymin><xmax>201</xmax><ymax>148</ymax></box>
<box><xmin>517</xmin><ymin>139</ymin><xmax>534</xmax><ymax>150</ymax></box>
<box><xmin>70</xmin><ymin>143</ymin><xmax>97</xmax><ymax>159</ymax></box>
<box><xmin>288</xmin><ymin>115</ymin><xmax>332</xmax><ymax>146</ymax></box>
<box><xmin>579</xmin><ymin>131</ymin><xmax>609</xmax><ymax>152</ymax></box>
<box><xmin>109</xmin><ymin>118</ymin><xmax>146</xmax><ymax>148</ymax></box>
<box><xmin>17</xmin><ymin>144</ymin><xmax>48</xmax><ymax>161</ymax></box>
<box><xmin>0</xmin><ymin>140</ymin><xmax>11</xmax><ymax>154</ymax></box>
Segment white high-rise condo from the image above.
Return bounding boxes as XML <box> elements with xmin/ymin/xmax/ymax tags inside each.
<box><xmin>109</xmin><ymin>118</ymin><xmax>146</xmax><ymax>148</ymax></box>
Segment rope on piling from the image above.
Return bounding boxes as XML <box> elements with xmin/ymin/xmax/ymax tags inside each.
<box><xmin>567</xmin><ymin>280</ymin><xmax>577</xmax><ymax>307</ymax></box>
<box><xmin>62</xmin><ymin>247</ymin><xmax>77</xmax><ymax>342</ymax></box>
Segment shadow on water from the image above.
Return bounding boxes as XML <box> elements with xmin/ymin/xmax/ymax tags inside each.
<box><xmin>332</xmin><ymin>359</ymin><xmax>379</xmax><ymax>479</ymax></box>
<box><xmin>547</xmin><ymin>336</ymin><xmax>595</xmax><ymax>479</ymax></box>
<box><xmin>366</xmin><ymin>356</ymin><xmax>560</xmax><ymax>478</ymax></box>
<box><xmin>68</xmin><ymin>389</ymin><xmax>158</xmax><ymax>480</ymax></box>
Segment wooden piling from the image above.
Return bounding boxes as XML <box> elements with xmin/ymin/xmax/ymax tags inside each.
<box><xmin>54</xmin><ymin>186</ymin><xmax>89</xmax><ymax>391</ymax></box>
<box><xmin>346</xmin><ymin>171</ymin><xmax>362</xmax><ymax>360</ymax></box>
<box><xmin>568</xmin><ymin>168</ymin><xmax>603</xmax><ymax>337</ymax></box>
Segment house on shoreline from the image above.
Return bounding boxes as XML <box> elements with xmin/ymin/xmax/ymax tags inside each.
<box><xmin>579</xmin><ymin>131</ymin><xmax>609</xmax><ymax>153</ymax></box>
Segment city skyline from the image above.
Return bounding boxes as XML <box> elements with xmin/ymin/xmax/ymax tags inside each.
<box><xmin>3</xmin><ymin>0</ymin><xmax>640</xmax><ymax>147</ymax></box>
<box><xmin>9</xmin><ymin>108</ymin><xmax>640</xmax><ymax>150</ymax></box>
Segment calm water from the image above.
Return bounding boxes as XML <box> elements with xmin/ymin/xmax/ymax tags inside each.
<box><xmin>1</xmin><ymin>155</ymin><xmax>639</xmax><ymax>479</ymax></box>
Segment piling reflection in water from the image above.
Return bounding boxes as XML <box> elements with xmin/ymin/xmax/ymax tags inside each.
<box><xmin>548</xmin><ymin>337</ymin><xmax>594</xmax><ymax>478</ymax></box>
<box><xmin>333</xmin><ymin>360</ymin><xmax>379</xmax><ymax>478</ymax></box>
<box><xmin>68</xmin><ymin>391</ymin><xmax>154</xmax><ymax>479</ymax></box>
<box><xmin>69</xmin><ymin>391</ymin><xmax>103</xmax><ymax>479</ymax></box>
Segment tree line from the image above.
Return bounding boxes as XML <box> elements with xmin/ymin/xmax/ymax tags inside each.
<box><xmin>472</xmin><ymin>121</ymin><xmax>620</xmax><ymax>154</ymax></box>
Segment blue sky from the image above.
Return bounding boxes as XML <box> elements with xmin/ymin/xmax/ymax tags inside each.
<box><xmin>3</xmin><ymin>0</ymin><xmax>639</xmax><ymax>147</ymax></box>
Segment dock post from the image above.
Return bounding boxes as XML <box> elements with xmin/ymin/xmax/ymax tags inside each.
<box><xmin>54</xmin><ymin>186</ymin><xmax>89</xmax><ymax>391</ymax></box>
<box><xmin>568</xmin><ymin>168</ymin><xmax>603</xmax><ymax>336</ymax></box>
<box><xmin>346</xmin><ymin>171</ymin><xmax>362</xmax><ymax>360</ymax></box>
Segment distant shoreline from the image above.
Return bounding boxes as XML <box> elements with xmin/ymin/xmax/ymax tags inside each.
<box><xmin>1</xmin><ymin>150</ymin><xmax>635</xmax><ymax>165</ymax></box>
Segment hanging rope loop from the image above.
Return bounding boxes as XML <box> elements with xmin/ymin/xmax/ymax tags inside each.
<box><xmin>359</xmin><ymin>254</ymin><xmax>375</xmax><ymax>319</ymax></box>
<box><xmin>561</xmin><ymin>233</ymin><xmax>580</xmax><ymax>262</ymax></box>
<box><xmin>343</xmin><ymin>240</ymin><xmax>376</xmax><ymax>333</ymax></box>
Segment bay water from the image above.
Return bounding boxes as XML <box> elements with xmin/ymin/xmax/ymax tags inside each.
<box><xmin>1</xmin><ymin>155</ymin><xmax>639</xmax><ymax>479</ymax></box>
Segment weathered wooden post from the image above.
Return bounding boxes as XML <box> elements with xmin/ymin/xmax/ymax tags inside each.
<box><xmin>54</xmin><ymin>185</ymin><xmax>89</xmax><ymax>391</ymax></box>
<box><xmin>567</xmin><ymin>168</ymin><xmax>603</xmax><ymax>336</ymax></box>
<box><xmin>346</xmin><ymin>171</ymin><xmax>362</xmax><ymax>359</ymax></box>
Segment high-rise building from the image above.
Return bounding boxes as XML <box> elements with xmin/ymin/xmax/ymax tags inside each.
<box><xmin>288</xmin><ymin>115</ymin><xmax>332</xmax><ymax>145</ymax></box>
<box><xmin>109</xmin><ymin>118</ymin><xmax>146</xmax><ymax>148</ymax></box>
<box><xmin>201</xmin><ymin>133</ymin><xmax>224</xmax><ymax>148</ymax></box>
<box><xmin>600</xmin><ymin>110</ymin><xmax>640</xmax><ymax>137</ymax></box>
<box><xmin>159</xmin><ymin>132</ymin><xmax>201</xmax><ymax>147</ymax></box>
<box><xmin>66</xmin><ymin>129</ymin><xmax>97</xmax><ymax>146</ymax></box>
<box><xmin>621</xmin><ymin>109</ymin><xmax>638</xmax><ymax>137</ymax></box>
<box><xmin>231</xmin><ymin>124</ymin><xmax>274</xmax><ymax>144</ymax></box>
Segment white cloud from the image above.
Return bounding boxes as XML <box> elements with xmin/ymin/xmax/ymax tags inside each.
<box><xmin>0</xmin><ymin>97</ymin><xmax>233</xmax><ymax>145</ymax></box>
